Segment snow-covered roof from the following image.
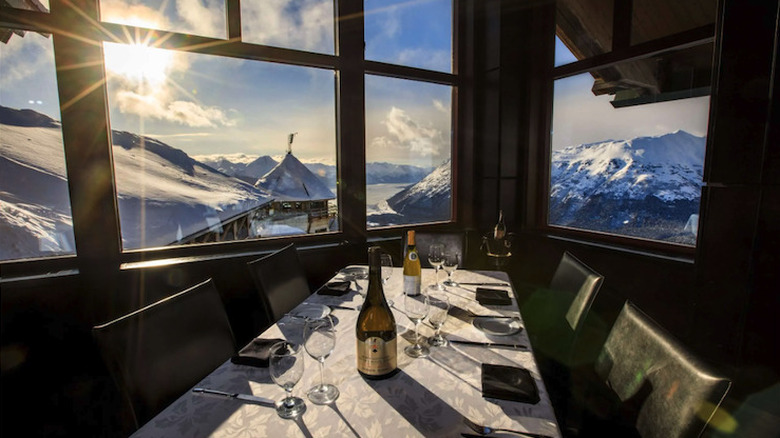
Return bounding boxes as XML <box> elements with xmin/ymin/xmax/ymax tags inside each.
<box><xmin>255</xmin><ymin>152</ymin><xmax>336</xmax><ymax>201</ymax></box>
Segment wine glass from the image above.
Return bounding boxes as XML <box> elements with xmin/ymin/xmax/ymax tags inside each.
<box><xmin>427</xmin><ymin>292</ymin><xmax>450</xmax><ymax>347</ymax></box>
<box><xmin>380</xmin><ymin>253</ymin><xmax>394</xmax><ymax>286</ymax></box>
<box><xmin>427</xmin><ymin>243</ymin><xmax>445</xmax><ymax>290</ymax></box>
<box><xmin>269</xmin><ymin>341</ymin><xmax>306</xmax><ymax>419</ymax></box>
<box><xmin>303</xmin><ymin>317</ymin><xmax>339</xmax><ymax>405</ymax></box>
<box><xmin>442</xmin><ymin>252</ymin><xmax>460</xmax><ymax>287</ymax></box>
<box><xmin>404</xmin><ymin>292</ymin><xmax>430</xmax><ymax>358</ymax></box>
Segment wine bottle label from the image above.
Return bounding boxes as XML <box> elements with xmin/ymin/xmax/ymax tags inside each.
<box><xmin>357</xmin><ymin>337</ymin><xmax>397</xmax><ymax>376</ymax></box>
<box><xmin>403</xmin><ymin>275</ymin><xmax>421</xmax><ymax>296</ymax></box>
<box><xmin>409</xmin><ymin>252</ymin><xmax>418</xmax><ymax>261</ymax></box>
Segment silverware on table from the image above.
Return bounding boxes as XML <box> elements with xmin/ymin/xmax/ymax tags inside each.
<box><xmin>449</xmin><ymin>340</ymin><xmax>528</xmax><ymax>350</ymax></box>
<box><xmin>192</xmin><ymin>388</ymin><xmax>275</xmax><ymax>407</ymax></box>
<box><xmin>459</xmin><ymin>282</ymin><xmax>510</xmax><ymax>287</ymax></box>
<box><xmin>330</xmin><ymin>305</ymin><xmax>357</xmax><ymax>311</ymax></box>
<box><xmin>463</xmin><ymin>417</ymin><xmax>554</xmax><ymax>438</ymax></box>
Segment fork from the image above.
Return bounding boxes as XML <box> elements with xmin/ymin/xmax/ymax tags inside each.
<box><xmin>463</xmin><ymin>417</ymin><xmax>553</xmax><ymax>438</ymax></box>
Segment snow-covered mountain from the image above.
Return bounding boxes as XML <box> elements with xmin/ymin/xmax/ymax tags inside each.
<box><xmin>198</xmin><ymin>155</ymin><xmax>278</xmax><ymax>185</ymax></box>
<box><xmin>0</xmin><ymin>105</ymin><xmax>272</xmax><ymax>258</ymax></box>
<box><xmin>255</xmin><ymin>152</ymin><xmax>336</xmax><ymax>201</ymax></box>
<box><xmin>550</xmin><ymin>130</ymin><xmax>705</xmax><ymax>244</ymax></box>
<box><xmin>366</xmin><ymin>162</ymin><xmax>432</xmax><ymax>184</ymax></box>
<box><xmin>384</xmin><ymin>159</ymin><xmax>452</xmax><ymax>224</ymax></box>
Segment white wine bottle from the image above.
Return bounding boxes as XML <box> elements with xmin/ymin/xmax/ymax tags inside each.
<box><xmin>356</xmin><ymin>246</ymin><xmax>398</xmax><ymax>380</ymax></box>
<box><xmin>402</xmin><ymin>230</ymin><xmax>422</xmax><ymax>296</ymax></box>
<box><xmin>493</xmin><ymin>210</ymin><xmax>506</xmax><ymax>240</ymax></box>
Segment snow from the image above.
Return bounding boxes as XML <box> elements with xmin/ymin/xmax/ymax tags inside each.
<box><xmin>255</xmin><ymin>152</ymin><xmax>336</xmax><ymax>201</ymax></box>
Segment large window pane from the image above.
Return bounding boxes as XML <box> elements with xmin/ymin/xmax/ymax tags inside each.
<box><xmin>365</xmin><ymin>75</ymin><xmax>452</xmax><ymax>228</ymax></box>
<box><xmin>104</xmin><ymin>42</ymin><xmax>337</xmax><ymax>250</ymax></box>
<box><xmin>550</xmin><ymin>63</ymin><xmax>710</xmax><ymax>246</ymax></box>
<box><xmin>241</xmin><ymin>0</ymin><xmax>335</xmax><ymax>55</ymax></box>
<box><xmin>100</xmin><ymin>0</ymin><xmax>227</xmax><ymax>39</ymax></box>
<box><xmin>365</xmin><ymin>0</ymin><xmax>452</xmax><ymax>73</ymax></box>
<box><xmin>1</xmin><ymin>29</ymin><xmax>75</xmax><ymax>261</ymax></box>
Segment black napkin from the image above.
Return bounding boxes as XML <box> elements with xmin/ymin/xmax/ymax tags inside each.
<box><xmin>481</xmin><ymin>363</ymin><xmax>540</xmax><ymax>404</ymax></box>
<box><xmin>231</xmin><ymin>338</ymin><xmax>285</xmax><ymax>367</ymax></box>
<box><xmin>318</xmin><ymin>280</ymin><xmax>351</xmax><ymax>296</ymax></box>
<box><xmin>476</xmin><ymin>287</ymin><xmax>512</xmax><ymax>306</ymax></box>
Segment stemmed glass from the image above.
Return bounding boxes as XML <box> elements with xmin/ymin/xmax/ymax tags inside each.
<box><xmin>428</xmin><ymin>243</ymin><xmax>445</xmax><ymax>290</ymax></box>
<box><xmin>427</xmin><ymin>292</ymin><xmax>450</xmax><ymax>347</ymax></box>
<box><xmin>404</xmin><ymin>292</ymin><xmax>430</xmax><ymax>358</ymax></box>
<box><xmin>303</xmin><ymin>317</ymin><xmax>339</xmax><ymax>405</ymax></box>
<box><xmin>442</xmin><ymin>253</ymin><xmax>460</xmax><ymax>287</ymax></box>
<box><xmin>380</xmin><ymin>253</ymin><xmax>394</xmax><ymax>286</ymax></box>
<box><xmin>269</xmin><ymin>341</ymin><xmax>306</xmax><ymax>419</ymax></box>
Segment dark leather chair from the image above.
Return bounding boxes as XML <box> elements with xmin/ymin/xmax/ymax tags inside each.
<box><xmin>581</xmin><ymin>301</ymin><xmax>732</xmax><ymax>438</ymax></box>
<box><xmin>411</xmin><ymin>231</ymin><xmax>467</xmax><ymax>268</ymax></box>
<box><xmin>92</xmin><ymin>278</ymin><xmax>237</xmax><ymax>431</ymax></box>
<box><xmin>520</xmin><ymin>251</ymin><xmax>605</xmax><ymax>432</ymax></box>
<box><xmin>247</xmin><ymin>243</ymin><xmax>311</xmax><ymax>322</ymax></box>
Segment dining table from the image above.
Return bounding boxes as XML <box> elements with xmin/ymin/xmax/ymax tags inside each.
<box><xmin>131</xmin><ymin>267</ymin><xmax>562</xmax><ymax>438</ymax></box>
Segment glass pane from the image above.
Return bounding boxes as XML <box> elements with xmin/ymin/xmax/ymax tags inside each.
<box><xmin>104</xmin><ymin>42</ymin><xmax>337</xmax><ymax>250</ymax></box>
<box><xmin>550</xmin><ymin>53</ymin><xmax>711</xmax><ymax>246</ymax></box>
<box><xmin>556</xmin><ymin>0</ymin><xmax>614</xmax><ymax>65</ymax></box>
<box><xmin>1</xmin><ymin>29</ymin><xmax>75</xmax><ymax>261</ymax></box>
<box><xmin>365</xmin><ymin>0</ymin><xmax>452</xmax><ymax>73</ymax></box>
<box><xmin>100</xmin><ymin>0</ymin><xmax>227</xmax><ymax>39</ymax></box>
<box><xmin>1</xmin><ymin>0</ymin><xmax>49</xmax><ymax>12</ymax></box>
<box><xmin>631</xmin><ymin>0</ymin><xmax>717</xmax><ymax>45</ymax></box>
<box><xmin>365</xmin><ymin>75</ymin><xmax>452</xmax><ymax>228</ymax></box>
<box><xmin>241</xmin><ymin>0</ymin><xmax>334</xmax><ymax>55</ymax></box>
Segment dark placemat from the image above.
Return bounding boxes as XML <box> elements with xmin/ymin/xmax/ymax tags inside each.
<box><xmin>481</xmin><ymin>363</ymin><xmax>540</xmax><ymax>404</ymax></box>
<box><xmin>476</xmin><ymin>287</ymin><xmax>512</xmax><ymax>306</ymax></box>
<box><xmin>318</xmin><ymin>280</ymin><xmax>351</xmax><ymax>296</ymax></box>
<box><xmin>231</xmin><ymin>338</ymin><xmax>285</xmax><ymax>367</ymax></box>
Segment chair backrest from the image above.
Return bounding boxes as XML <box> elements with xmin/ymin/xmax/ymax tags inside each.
<box><xmin>247</xmin><ymin>243</ymin><xmax>311</xmax><ymax>322</ymax></box>
<box><xmin>549</xmin><ymin>251</ymin><xmax>604</xmax><ymax>333</ymax></box>
<box><xmin>92</xmin><ymin>278</ymin><xmax>236</xmax><ymax>430</ymax></box>
<box><xmin>410</xmin><ymin>231</ymin><xmax>467</xmax><ymax>268</ymax></box>
<box><xmin>595</xmin><ymin>301</ymin><xmax>731</xmax><ymax>438</ymax></box>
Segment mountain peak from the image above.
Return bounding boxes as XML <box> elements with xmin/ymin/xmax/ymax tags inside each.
<box><xmin>0</xmin><ymin>105</ymin><xmax>60</xmax><ymax>128</ymax></box>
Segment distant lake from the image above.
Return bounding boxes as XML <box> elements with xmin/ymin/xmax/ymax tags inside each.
<box><xmin>367</xmin><ymin>183</ymin><xmax>410</xmax><ymax>206</ymax></box>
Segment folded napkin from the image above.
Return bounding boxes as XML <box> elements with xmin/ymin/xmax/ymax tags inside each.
<box><xmin>476</xmin><ymin>287</ymin><xmax>512</xmax><ymax>306</ymax></box>
<box><xmin>481</xmin><ymin>363</ymin><xmax>540</xmax><ymax>404</ymax></box>
<box><xmin>231</xmin><ymin>338</ymin><xmax>285</xmax><ymax>367</ymax></box>
<box><xmin>318</xmin><ymin>280</ymin><xmax>351</xmax><ymax>296</ymax></box>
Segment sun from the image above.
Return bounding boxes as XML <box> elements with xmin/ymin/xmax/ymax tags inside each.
<box><xmin>103</xmin><ymin>41</ymin><xmax>174</xmax><ymax>86</ymax></box>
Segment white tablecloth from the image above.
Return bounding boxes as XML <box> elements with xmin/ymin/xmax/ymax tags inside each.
<box><xmin>132</xmin><ymin>268</ymin><xmax>561</xmax><ymax>437</ymax></box>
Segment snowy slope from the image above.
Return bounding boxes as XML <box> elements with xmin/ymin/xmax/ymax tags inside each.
<box><xmin>1</xmin><ymin>105</ymin><xmax>272</xmax><ymax>258</ymax></box>
<box><xmin>386</xmin><ymin>159</ymin><xmax>452</xmax><ymax>223</ymax></box>
<box><xmin>550</xmin><ymin>130</ymin><xmax>705</xmax><ymax>243</ymax></box>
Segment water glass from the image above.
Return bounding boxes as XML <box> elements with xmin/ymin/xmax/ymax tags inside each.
<box><xmin>303</xmin><ymin>317</ymin><xmax>339</xmax><ymax>405</ymax></box>
<box><xmin>404</xmin><ymin>292</ymin><xmax>430</xmax><ymax>358</ymax></box>
<box><xmin>269</xmin><ymin>341</ymin><xmax>306</xmax><ymax>419</ymax></box>
<box><xmin>427</xmin><ymin>293</ymin><xmax>450</xmax><ymax>347</ymax></box>
<box><xmin>442</xmin><ymin>253</ymin><xmax>459</xmax><ymax>287</ymax></box>
<box><xmin>380</xmin><ymin>253</ymin><xmax>394</xmax><ymax>286</ymax></box>
<box><xmin>428</xmin><ymin>243</ymin><xmax>444</xmax><ymax>290</ymax></box>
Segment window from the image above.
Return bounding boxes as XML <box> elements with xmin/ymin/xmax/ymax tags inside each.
<box><xmin>241</xmin><ymin>0</ymin><xmax>335</xmax><ymax>54</ymax></box>
<box><xmin>100</xmin><ymin>0</ymin><xmax>227</xmax><ymax>39</ymax></box>
<box><xmin>363</xmin><ymin>0</ymin><xmax>456</xmax><ymax>229</ymax></box>
<box><xmin>0</xmin><ymin>27</ymin><xmax>75</xmax><ymax>261</ymax></box>
<box><xmin>548</xmin><ymin>0</ymin><xmax>717</xmax><ymax>248</ymax></box>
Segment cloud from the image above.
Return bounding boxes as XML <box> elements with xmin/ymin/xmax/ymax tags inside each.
<box><xmin>241</xmin><ymin>0</ymin><xmax>334</xmax><ymax>53</ymax></box>
<box><xmin>433</xmin><ymin>99</ymin><xmax>448</xmax><ymax>113</ymax></box>
<box><xmin>115</xmin><ymin>90</ymin><xmax>234</xmax><ymax>128</ymax></box>
<box><xmin>397</xmin><ymin>48</ymin><xmax>451</xmax><ymax>72</ymax></box>
<box><xmin>176</xmin><ymin>0</ymin><xmax>224</xmax><ymax>38</ymax></box>
<box><xmin>371</xmin><ymin>106</ymin><xmax>445</xmax><ymax>157</ymax></box>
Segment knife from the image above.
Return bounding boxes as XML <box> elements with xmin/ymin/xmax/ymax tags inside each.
<box><xmin>449</xmin><ymin>340</ymin><xmax>528</xmax><ymax>350</ymax></box>
<box><xmin>329</xmin><ymin>305</ymin><xmax>357</xmax><ymax>311</ymax></box>
<box><xmin>459</xmin><ymin>282</ymin><xmax>510</xmax><ymax>287</ymax></box>
<box><xmin>192</xmin><ymin>387</ymin><xmax>275</xmax><ymax>407</ymax></box>
<box><xmin>462</xmin><ymin>432</ymin><xmax>553</xmax><ymax>438</ymax></box>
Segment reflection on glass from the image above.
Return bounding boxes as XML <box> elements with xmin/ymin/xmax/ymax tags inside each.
<box><xmin>365</xmin><ymin>75</ymin><xmax>453</xmax><ymax>229</ymax></box>
<box><xmin>100</xmin><ymin>0</ymin><xmax>227</xmax><ymax>39</ymax></box>
<box><xmin>103</xmin><ymin>42</ymin><xmax>337</xmax><ymax>250</ymax></box>
<box><xmin>365</xmin><ymin>0</ymin><xmax>452</xmax><ymax>72</ymax></box>
<box><xmin>550</xmin><ymin>49</ymin><xmax>711</xmax><ymax>246</ymax></box>
<box><xmin>1</xmin><ymin>28</ymin><xmax>75</xmax><ymax>261</ymax></box>
<box><xmin>631</xmin><ymin>0</ymin><xmax>717</xmax><ymax>45</ymax></box>
<box><xmin>555</xmin><ymin>0</ymin><xmax>614</xmax><ymax>66</ymax></box>
<box><xmin>241</xmin><ymin>0</ymin><xmax>334</xmax><ymax>54</ymax></box>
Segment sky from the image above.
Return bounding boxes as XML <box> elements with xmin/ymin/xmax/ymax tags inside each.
<box><xmin>1</xmin><ymin>3</ymin><xmax>708</xmax><ymax>166</ymax></box>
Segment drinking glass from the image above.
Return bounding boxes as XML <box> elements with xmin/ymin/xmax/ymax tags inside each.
<box><xmin>380</xmin><ymin>253</ymin><xmax>394</xmax><ymax>286</ymax></box>
<box><xmin>427</xmin><ymin>292</ymin><xmax>450</xmax><ymax>347</ymax></box>
<box><xmin>404</xmin><ymin>292</ymin><xmax>430</xmax><ymax>358</ymax></box>
<box><xmin>303</xmin><ymin>317</ymin><xmax>339</xmax><ymax>404</ymax></box>
<box><xmin>269</xmin><ymin>341</ymin><xmax>306</xmax><ymax>418</ymax></box>
<box><xmin>427</xmin><ymin>243</ymin><xmax>445</xmax><ymax>290</ymax></box>
<box><xmin>442</xmin><ymin>253</ymin><xmax>460</xmax><ymax>287</ymax></box>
